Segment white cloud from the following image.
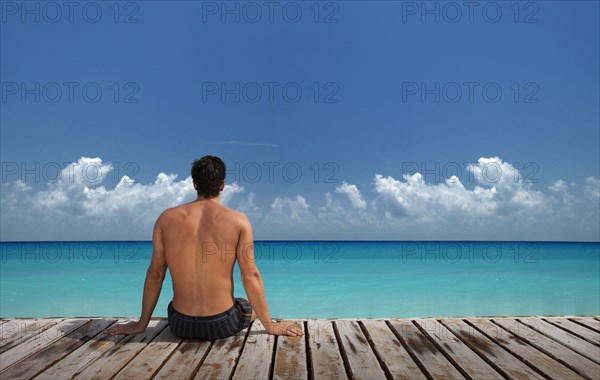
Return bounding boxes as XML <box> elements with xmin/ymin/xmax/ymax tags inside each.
<box><xmin>257</xmin><ymin>195</ymin><xmax>320</xmax><ymax>235</ymax></box>
<box><xmin>236</xmin><ymin>192</ymin><xmax>263</xmax><ymax>220</ymax></box>
<box><xmin>585</xmin><ymin>177</ymin><xmax>600</xmax><ymax>199</ymax></box>
<box><xmin>269</xmin><ymin>195</ymin><xmax>311</xmax><ymax>221</ymax></box>
<box><xmin>318</xmin><ymin>191</ymin><xmax>377</xmax><ymax>227</ymax></box>
<box><xmin>0</xmin><ymin>157</ymin><xmax>245</xmax><ymax>240</ymax></box>
<box><xmin>549</xmin><ymin>179</ymin><xmax>568</xmax><ymax>192</ymax></box>
<box><xmin>335</xmin><ymin>182</ymin><xmax>367</xmax><ymax>209</ymax></box>
<box><xmin>1</xmin><ymin>156</ymin><xmax>599</xmax><ymax>241</ymax></box>
<box><xmin>548</xmin><ymin>180</ymin><xmax>578</xmax><ymax>210</ymax></box>
<box><xmin>373</xmin><ymin>157</ymin><xmax>548</xmax><ymax>224</ymax></box>
<box><xmin>220</xmin><ymin>182</ymin><xmax>245</xmax><ymax>205</ymax></box>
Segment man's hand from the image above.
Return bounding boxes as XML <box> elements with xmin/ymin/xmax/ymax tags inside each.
<box><xmin>264</xmin><ymin>321</ymin><xmax>303</xmax><ymax>337</ymax></box>
<box><xmin>105</xmin><ymin>320</ymin><xmax>146</xmax><ymax>336</ymax></box>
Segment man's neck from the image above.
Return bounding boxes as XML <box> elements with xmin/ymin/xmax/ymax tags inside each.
<box><xmin>196</xmin><ymin>195</ymin><xmax>220</xmax><ymax>203</ymax></box>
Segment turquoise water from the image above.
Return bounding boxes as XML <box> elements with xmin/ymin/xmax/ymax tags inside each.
<box><xmin>1</xmin><ymin>241</ymin><xmax>598</xmax><ymax>318</ymax></box>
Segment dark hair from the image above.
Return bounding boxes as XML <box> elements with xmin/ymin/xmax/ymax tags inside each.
<box><xmin>191</xmin><ymin>155</ymin><xmax>226</xmax><ymax>198</ymax></box>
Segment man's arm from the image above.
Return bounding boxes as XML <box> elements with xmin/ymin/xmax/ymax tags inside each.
<box><xmin>236</xmin><ymin>213</ymin><xmax>302</xmax><ymax>337</ymax></box>
<box><xmin>107</xmin><ymin>214</ymin><xmax>168</xmax><ymax>335</ymax></box>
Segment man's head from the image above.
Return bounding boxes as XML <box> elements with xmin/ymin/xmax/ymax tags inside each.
<box><xmin>191</xmin><ymin>155</ymin><xmax>226</xmax><ymax>198</ymax></box>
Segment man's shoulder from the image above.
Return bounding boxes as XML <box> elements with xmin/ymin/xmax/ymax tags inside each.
<box><xmin>156</xmin><ymin>205</ymin><xmax>185</xmax><ymax>221</ymax></box>
<box><xmin>160</xmin><ymin>205</ymin><xmax>181</xmax><ymax>215</ymax></box>
<box><xmin>218</xmin><ymin>206</ymin><xmax>249</xmax><ymax>224</ymax></box>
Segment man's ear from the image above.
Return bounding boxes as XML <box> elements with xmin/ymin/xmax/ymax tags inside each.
<box><xmin>220</xmin><ymin>182</ymin><xmax>225</xmax><ymax>191</ymax></box>
<box><xmin>193</xmin><ymin>181</ymin><xmax>198</xmax><ymax>190</ymax></box>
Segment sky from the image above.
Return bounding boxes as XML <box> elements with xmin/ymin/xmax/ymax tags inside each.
<box><xmin>1</xmin><ymin>1</ymin><xmax>599</xmax><ymax>241</ymax></box>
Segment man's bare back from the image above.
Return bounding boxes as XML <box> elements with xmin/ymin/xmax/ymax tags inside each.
<box><xmin>105</xmin><ymin>155</ymin><xmax>302</xmax><ymax>338</ymax></box>
<box><xmin>162</xmin><ymin>198</ymin><xmax>244</xmax><ymax>316</ymax></box>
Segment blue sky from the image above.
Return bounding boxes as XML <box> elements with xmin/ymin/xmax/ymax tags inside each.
<box><xmin>1</xmin><ymin>1</ymin><xmax>599</xmax><ymax>241</ymax></box>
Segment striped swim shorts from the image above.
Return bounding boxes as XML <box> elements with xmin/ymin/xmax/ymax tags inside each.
<box><xmin>167</xmin><ymin>298</ymin><xmax>253</xmax><ymax>340</ymax></box>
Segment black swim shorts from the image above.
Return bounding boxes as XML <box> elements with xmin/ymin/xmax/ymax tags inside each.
<box><xmin>167</xmin><ymin>298</ymin><xmax>253</xmax><ymax>340</ymax></box>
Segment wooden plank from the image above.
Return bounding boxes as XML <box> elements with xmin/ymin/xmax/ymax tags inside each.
<box><xmin>153</xmin><ymin>339</ymin><xmax>211</xmax><ymax>380</ymax></box>
<box><xmin>519</xmin><ymin>318</ymin><xmax>600</xmax><ymax>364</ymax></box>
<box><xmin>544</xmin><ymin>318</ymin><xmax>600</xmax><ymax>345</ymax></box>
<box><xmin>441</xmin><ymin>318</ymin><xmax>544</xmax><ymax>380</ymax></box>
<box><xmin>0</xmin><ymin>318</ymin><xmax>89</xmax><ymax>372</ymax></box>
<box><xmin>1</xmin><ymin>319</ymin><xmax>115</xmax><ymax>379</ymax></box>
<box><xmin>112</xmin><ymin>324</ymin><xmax>182</xmax><ymax>380</ymax></box>
<box><xmin>389</xmin><ymin>319</ymin><xmax>465</xmax><ymax>380</ymax></box>
<box><xmin>2</xmin><ymin>316</ymin><xmax>598</xmax><ymax>380</ymax></box>
<box><xmin>33</xmin><ymin>319</ymin><xmax>132</xmax><ymax>380</ymax></box>
<box><xmin>570</xmin><ymin>317</ymin><xmax>600</xmax><ymax>333</ymax></box>
<box><xmin>232</xmin><ymin>320</ymin><xmax>275</xmax><ymax>380</ymax></box>
<box><xmin>361</xmin><ymin>319</ymin><xmax>426</xmax><ymax>380</ymax></box>
<box><xmin>193</xmin><ymin>326</ymin><xmax>248</xmax><ymax>380</ymax></box>
<box><xmin>273</xmin><ymin>320</ymin><xmax>307</xmax><ymax>380</ymax></box>
<box><xmin>470</xmin><ymin>318</ymin><xmax>585</xmax><ymax>379</ymax></box>
<box><xmin>72</xmin><ymin>319</ymin><xmax>168</xmax><ymax>380</ymax></box>
<box><xmin>334</xmin><ymin>320</ymin><xmax>386</xmax><ymax>380</ymax></box>
<box><xmin>1</xmin><ymin>318</ymin><xmax>62</xmax><ymax>354</ymax></box>
<box><xmin>493</xmin><ymin>318</ymin><xmax>600</xmax><ymax>380</ymax></box>
<box><xmin>1</xmin><ymin>318</ymin><xmax>35</xmax><ymax>346</ymax></box>
<box><xmin>306</xmin><ymin>319</ymin><xmax>346</xmax><ymax>380</ymax></box>
<box><xmin>414</xmin><ymin>318</ymin><xmax>503</xmax><ymax>380</ymax></box>
<box><xmin>0</xmin><ymin>318</ymin><xmax>37</xmax><ymax>336</ymax></box>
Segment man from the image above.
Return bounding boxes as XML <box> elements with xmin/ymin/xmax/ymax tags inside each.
<box><xmin>106</xmin><ymin>155</ymin><xmax>302</xmax><ymax>339</ymax></box>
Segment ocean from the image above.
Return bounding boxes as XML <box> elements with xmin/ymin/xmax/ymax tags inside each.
<box><xmin>1</xmin><ymin>241</ymin><xmax>598</xmax><ymax>318</ymax></box>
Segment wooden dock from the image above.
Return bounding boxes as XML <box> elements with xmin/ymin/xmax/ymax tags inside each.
<box><xmin>0</xmin><ymin>316</ymin><xmax>599</xmax><ymax>379</ymax></box>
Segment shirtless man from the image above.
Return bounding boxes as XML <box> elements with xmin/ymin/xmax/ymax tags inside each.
<box><xmin>106</xmin><ymin>155</ymin><xmax>302</xmax><ymax>338</ymax></box>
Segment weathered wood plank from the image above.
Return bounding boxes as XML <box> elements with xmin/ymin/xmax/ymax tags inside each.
<box><xmin>334</xmin><ymin>320</ymin><xmax>386</xmax><ymax>380</ymax></box>
<box><xmin>153</xmin><ymin>338</ymin><xmax>211</xmax><ymax>380</ymax></box>
<box><xmin>33</xmin><ymin>319</ymin><xmax>131</xmax><ymax>380</ymax></box>
<box><xmin>71</xmin><ymin>319</ymin><xmax>168</xmax><ymax>380</ymax></box>
<box><xmin>361</xmin><ymin>319</ymin><xmax>426</xmax><ymax>380</ymax></box>
<box><xmin>306</xmin><ymin>319</ymin><xmax>347</xmax><ymax>380</ymax></box>
<box><xmin>1</xmin><ymin>319</ymin><xmax>36</xmax><ymax>346</ymax></box>
<box><xmin>3</xmin><ymin>317</ymin><xmax>600</xmax><ymax>380</ymax></box>
<box><xmin>273</xmin><ymin>320</ymin><xmax>307</xmax><ymax>380</ymax></box>
<box><xmin>441</xmin><ymin>318</ymin><xmax>544</xmax><ymax>380</ymax></box>
<box><xmin>519</xmin><ymin>318</ymin><xmax>600</xmax><ymax>364</ymax></box>
<box><xmin>0</xmin><ymin>318</ymin><xmax>89</xmax><ymax>372</ymax></box>
<box><xmin>470</xmin><ymin>318</ymin><xmax>585</xmax><ymax>379</ymax></box>
<box><xmin>193</xmin><ymin>326</ymin><xmax>248</xmax><ymax>380</ymax></box>
<box><xmin>1</xmin><ymin>319</ymin><xmax>115</xmax><ymax>379</ymax></box>
<box><xmin>544</xmin><ymin>318</ymin><xmax>600</xmax><ymax>345</ymax></box>
<box><xmin>1</xmin><ymin>319</ymin><xmax>36</xmax><ymax>342</ymax></box>
<box><xmin>1</xmin><ymin>318</ymin><xmax>62</xmax><ymax>354</ymax></box>
<box><xmin>570</xmin><ymin>317</ymin><xmax>600</xmax><ymax>333</ymax></box>
<box><xmin>389</xmin><ymin>319</ymin><xmax>465</xmax><ymax>380</ymax></box>
<box><xmin>232</xmin><ymin>320</ymin><xmax>275</xmax><ymax>380</ymax></box>
<box><xmin>112</xmin><ymin>324</ymin><xmax>182</xmax><ymax>380</ymax></box>
<box><xmin>493</xmin><ymin>318</ymin><xmax>600</xmax><ymax>380</ymax></box>
<box><xmin>414</xmin><ymin>318</ymin><xmax>503</xmax><ymax>380</ymax></box>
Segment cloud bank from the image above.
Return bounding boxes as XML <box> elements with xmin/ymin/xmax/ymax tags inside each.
<box><xmin>1</xmin><ymin>156</ymin><xmax>598</xmax><ymax>241</ymax></box>
<box><xmin>0</xmin><ymin>157</ymin><xmax>244</xmax><ymax>240</ymax></box>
